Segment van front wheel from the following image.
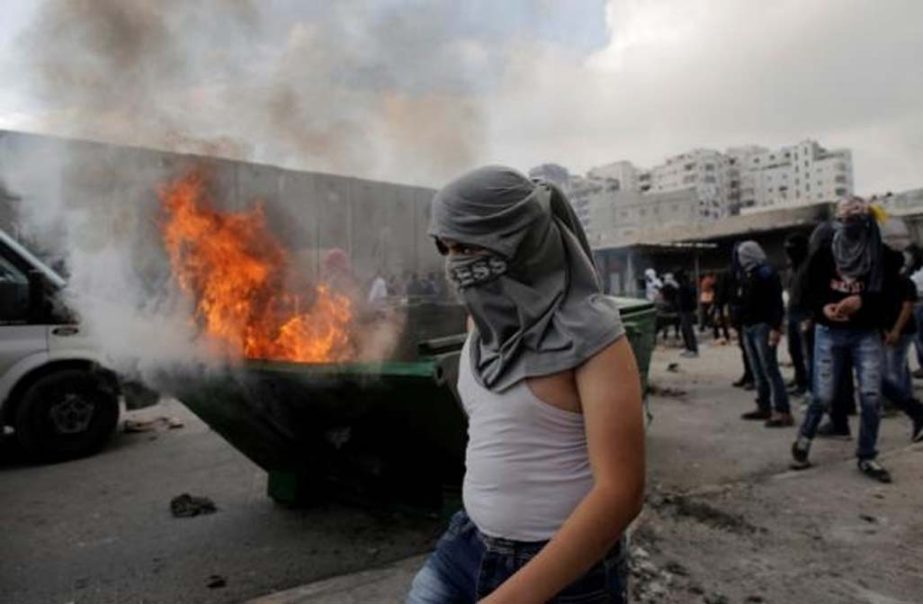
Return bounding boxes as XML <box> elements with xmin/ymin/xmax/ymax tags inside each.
<box><xmin>14</xmin><ymin>369</ymin><xmax>119</xmax><ymax>462</ymax></box>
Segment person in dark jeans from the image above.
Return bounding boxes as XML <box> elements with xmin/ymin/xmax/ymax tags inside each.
<box><xmin>736</xmin><ymin>241</ymin><xmax>792</xmax><ymax>427</ymax></box>
<box><xmin>676</xmin><ymin>269</ymin><xmax>699</xmax><ymax>358</ymax></box>
<box><xmin>784</xmin><ymin>234</ymin><xmax>811</xmax><ymax>396</ymax></box>
<box><xmin>728</xmin><ymin>245</ymin><xmax>755</xmax><ymax>389</ymax></box>
<box><xmin>792</xmin><ymin>198</ymin><xmax>893</xmax><ymax>482</ymax></box>
<box><xmin>879</xmin><ymin>243</ymin><xmax>923</xmax><ymax>442</ymax></box>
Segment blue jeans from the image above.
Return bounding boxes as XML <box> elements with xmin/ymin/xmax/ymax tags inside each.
<box><xmin>742</xmin><ymin>323</ymin><xmax>790</xmax><ymax>413</ymax></box>
<box><xmin>406</xmin><ymin>510</ymin><xmax>628</xmax><ymax>603</ymax></box>
<box><xmin>800</xmin><ymin>325</ymin><xmax>882</xmax><ymax>460</ymax></box>
<box><xmin>914</xmin><ymin>304</ymin><xmax>923</xmax><ymax>370</ymax></box>
<box><xmin>881</xmin><ymin>334</ymin><xmax>923</xmax><ymax>422</ymax></box>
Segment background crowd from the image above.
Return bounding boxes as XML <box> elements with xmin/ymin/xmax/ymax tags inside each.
<box><xmin>645</xmin><ymin>196</ymin><xmax>923</xmax><ymax>483</ymax></box>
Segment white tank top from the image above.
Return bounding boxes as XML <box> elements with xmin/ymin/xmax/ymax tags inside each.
<box><xmin>459</xmin><ymin>335</ymin><xmax>594</xmax><ymax>541</ymax></box>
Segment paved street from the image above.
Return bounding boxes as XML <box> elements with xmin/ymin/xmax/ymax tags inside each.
<box><xmin>3</xmin><ymin>340</ymin><xmax>923</xmax><ymax>603</ymax></box>
<box><xmin>0</xmin><ymin>399</ymin><xmax>439</xmax><ymax>604</ymax></box>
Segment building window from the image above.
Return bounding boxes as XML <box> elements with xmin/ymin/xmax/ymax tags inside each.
<box><xmin>704</xmin><ymin>175</ymin><xmax>716</xmax><ymax>183</ymax></box>
<box><xmin>835</xmin><ymin>175</ymin><xmax>847</xmax><ymax>183</ymax></box>
<box><xmin>704</xmin><ymin>164</ymin><xmax>715</xmax><ymax>171</ymax></box>
<box><xmin>806</xmin><ymin>184</ymin><xmax>811</xmax><ymax>191</ymax></box>
<box><xmin>639</xmin><ymin>208</ymin><xmax>647</xmax><ymax>217</ymax></box>
<box><xmin>835</xmin><ymin>187</ymin><xmax>848</xmax><ymax>196</ymax></box>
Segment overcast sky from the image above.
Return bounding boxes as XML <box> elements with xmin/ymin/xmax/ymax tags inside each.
<box><xmin>0</xmin><ymin>0</ymin><xmax>919</xmax><ymax>194</ymax></box>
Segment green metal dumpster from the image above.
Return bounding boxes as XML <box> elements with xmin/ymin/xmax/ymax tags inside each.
<box><xmin>613</xmin><ymin>297</ymin><xmax>657</xmax><ymax>392</ymax></box>
<box><xmin>169</xmin><ymin>297</ymin><xmax>655</xmax><ymax>512</ymax></box>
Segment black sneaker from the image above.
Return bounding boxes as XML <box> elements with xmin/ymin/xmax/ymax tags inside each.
<box><xmin>858</xmin><ymin>459</ymin><xmax>892</xmax><ymax>483</ymax></box>
<box><xmin>765</xmin><ymin>413</ymin><xmax>795</xmax><ymax>428</ymax></box>
<box><xmin>732</xmin><ymin>377</ymin><xmax>751</xmax><ymax>388</ymax></box>
<box><xmin>913</xmin><ymin>368</ymin><xmax>923</xmax><ymax>380</ymax></box>
<box><xmin>790</xmin><ymin>441</ymin><xmax>810</xmax><ymax>470</ymax></box>
<box><xmin>741</xmin><ymin>409</ymin><xmax>772</xmax><ymax>421</ymax></box>
<box><xmin>816</xmin><ymin>422</ymin><xmax>851</xmax><ymax>440</ymax></box>
<box><xmin>912</xmin><ymin>418</ymin><xmax>923</xmax><ymax>443</ymax></box>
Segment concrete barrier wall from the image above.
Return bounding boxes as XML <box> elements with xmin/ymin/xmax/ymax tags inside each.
<box><xmin>0</xmin><ymin>130</ymin><xmax>441</xmax><ymax>289</ymax></box>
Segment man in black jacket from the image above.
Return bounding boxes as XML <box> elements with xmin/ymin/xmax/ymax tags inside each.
<box><xmin>791</xmin><ymin>198</ymin><xmax>892</xmax><ymax>482</ymax></box>
<box><xmin>676</xmin><ymin>269</ymin><xmax>699</xmax><ymax>358</ymax></box>
<box><xmin>736</xmin><ymin>241</ymin><xmax>792</xmax><ymax>427</ymax></box>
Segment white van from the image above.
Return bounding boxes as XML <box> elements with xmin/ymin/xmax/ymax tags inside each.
<box><xmin>0</xmin><ymin>228</ymin><xmax>145</xmax><ymax>461</ymax></box>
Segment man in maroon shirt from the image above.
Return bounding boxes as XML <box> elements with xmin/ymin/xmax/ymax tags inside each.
<box><xmin>791</xmin><ymin>198</ymin><xmax>892</xmax><ymax>482</ymax></box>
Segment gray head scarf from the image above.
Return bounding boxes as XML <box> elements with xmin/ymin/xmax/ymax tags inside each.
<box><xmin>831</xmin><ymin>197</ymin><xmax>884</xmax><ymax>291</ymax></box>
<box><xmin>736</xmin><ymin>240</ymin><xmax>767</xmax><ymax>273</ymax></box>
<box><xmin>429</xmin><ymin>166</ymin><xmax>624</xmax><ymax>391</ymax></box>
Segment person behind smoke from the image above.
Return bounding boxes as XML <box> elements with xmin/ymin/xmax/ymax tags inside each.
<box><xmin>792</xmin><ymin>197</ymin><xmax>894</xmax><ymax>483</ymax></box>
<box><xmin>675</xmin><ymin>268</ymin><xmax>699</xmax><ymax>358</ymax></box>
<box><xmin>644</xmin><ymin>268</ymin><xmax>662</xmax><ymax>302</ymax></box>
<box><xmin>425</xmin><ymin>271</ymin><xmax>444</xmax><ymax>299</ymax></box>
<box><xmin>735</xmin><ymin>241</ymin><xmax>792</xmax><ymax>427</ymax></box>
<box><xmin>405</xmin><ymin>272</ymin><xmax>424</xmax><ymax>298</ymax></box>
<box><xmin>784</xmin><ymin>233</ymin><xmax>811</xmax><ymax>397</ymax></box>
<box><xmin>367</xmin><ymin>270</ymin><xmax>388</xmax><ymax>307</ymax></box>
<box><xmin>321</xmin><ymin>248</ymin><xmax>360</xmax><ymax>301</ymax></box>
<box><xmin>407</xmin><ymin>166</ymin><xmax>643</xmax><ymax>603</ymax></box>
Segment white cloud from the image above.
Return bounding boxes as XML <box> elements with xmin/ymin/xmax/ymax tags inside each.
<box><xmin>2</xmin><ymin>1</ymin><xmax>920</xmax><ymax>194</ymax></box>
<box><xmin>484</xmin><ymin>0</ymin><xmax>923</xmax><ymax>194</ymax></box>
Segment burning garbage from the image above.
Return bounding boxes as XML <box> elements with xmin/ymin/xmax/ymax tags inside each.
<box><xmin>159</xmin><ymin>168</ymin><xmax>356</xmax><ymax>364</ymax></box>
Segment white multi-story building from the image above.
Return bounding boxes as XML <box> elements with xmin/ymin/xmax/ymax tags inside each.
<box><xmin>566</xmin><ymin>174</ymin><xmax>699</xmax><ymax>243</ymax></box>
<box><xmin>642</xmin><ymin>149</ymin><xmax>730</xmax><ymax>220</ymax></box>
<box><xmin>587</xmin><ymin>160</ymin><xmax>640</xmax><ymax>192</ymax></box>
<box><xmin>742</xmin><ymin>140</ymin><xmax>853</xmax><ymax>210</ymax></box>
<box><xmin>546</xmin><ymin>138</ymin><xmax>853</xmax><ymax>243</ymax></box>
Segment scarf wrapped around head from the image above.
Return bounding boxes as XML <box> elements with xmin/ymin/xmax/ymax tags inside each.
<box><xmin>832</xmin><ymin>196</ymin><xmax>883</xmax><ymax>292</ymax></box>
<box><xmin>429</xmin><ymin>166</ymin><xmax>624</xmax><ymax>391</ymax></box>
<box><xmin>736</xmin><ymin>240</ymin><xmax>767</xmax><ymax>273</ymax></box>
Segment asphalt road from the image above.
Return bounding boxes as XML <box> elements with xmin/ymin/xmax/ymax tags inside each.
<box><xmin>0</xmin><ymin>399</ymin><xmax>440</xmax><ymax>604</ymax></box>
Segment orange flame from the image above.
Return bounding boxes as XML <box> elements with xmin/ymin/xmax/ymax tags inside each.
<box><xmin>159</xmin><ymin>169</ymin><xmax>354</xmax><ymax>363</ymax></box>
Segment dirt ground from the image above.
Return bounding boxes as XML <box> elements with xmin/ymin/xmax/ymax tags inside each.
<box><xmin>633</xmin><ymin>336</ymin><xmax>923</xmax><ymax>604</ymax></box>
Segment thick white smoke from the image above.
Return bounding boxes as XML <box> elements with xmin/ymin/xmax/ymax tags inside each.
<box><xmin>19</xmin><ymin>0</ymin><xmax>486</xmax><ymax>187</ymax></box>
<box><xmin>0</xmin><ymin>1</ymin><xmax>492</xmax><ymax>386</ymax></box>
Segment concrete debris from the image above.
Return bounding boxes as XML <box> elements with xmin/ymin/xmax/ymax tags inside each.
<box><xmin>170</xmin><ymin>493</ymin><xmax>217</xmax><ymax>518</ymax></box>
<box><xmin>207</xmin><ymin>574</ymin><xmax>227</xmax><ymax>589</ymax></box>
<box><xmin>651</xmin><ymin>492</ymin><xmax>762</xmax><ymax>535</ymax></box>
<box><xmin>648</xmin><ymin>383</ymin><xmax>688</xmax><ymax>398</ymax></box>
<box><xmin>124</xmin><ymin>416</ymin><xmax>184</xmax><ymax>433</ymax></box>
